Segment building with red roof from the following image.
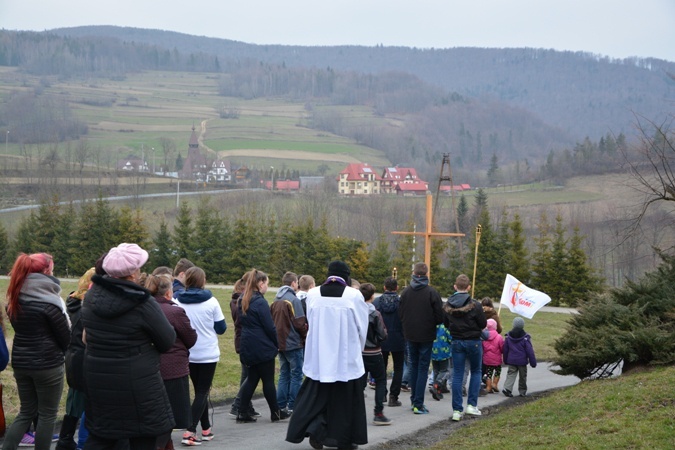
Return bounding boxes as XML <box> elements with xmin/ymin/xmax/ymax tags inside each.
<box><xmin>395</xmin><ymin>180</ymin><xmax>429</xmax><ymax>196</ymax></box>
<box><xmin>337</xmin><ymin>163</ymin><xmax>382</xmax><ymax>195</ymax></box>
<box><xmin>381</xmin><ymin>166</ymin><xmax>425</xmax><ymax>194</ymax></box>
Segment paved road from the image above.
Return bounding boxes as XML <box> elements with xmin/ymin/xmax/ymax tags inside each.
<box><xmin>171</xmin><ymin>364</ymin><xmax>578</xmax><ymax>450</ymax></box>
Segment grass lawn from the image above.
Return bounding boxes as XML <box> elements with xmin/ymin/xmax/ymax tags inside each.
<box><xmin>428</xmin><ymin>365</ymin><xmax>675</xmax><ymax>449</ymax></box>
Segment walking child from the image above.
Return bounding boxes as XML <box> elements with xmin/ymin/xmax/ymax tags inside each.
<box><xmin>482</xmin><ymin>319</ymin><xmax>504</xmax><ymax>393</ymax></box>
<box><xmin>359</xmin><ymin>283</ymin><xmax>392</xmax><ymax>425</ymax></box>
<box><xmin>502</xmin><ymin>317</ymin><xmax>537</xmax><ymax>397</ymax></box>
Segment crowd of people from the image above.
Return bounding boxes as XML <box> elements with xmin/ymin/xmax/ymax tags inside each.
<box><xmin>1</xmin><ymin>245</ymin><xmax>537</xmax><ymax>450</ymax></box>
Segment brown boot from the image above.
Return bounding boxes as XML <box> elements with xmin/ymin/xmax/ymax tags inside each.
<box><xmin>485</xmin><ymin>379</ymin><xmax>493</xmax><ymax>393</ymax></box>
<box><xmin>492</xmin><ymin>377</ymin><xmax>500</xmax><ymax>393</ymax></box>
<box><xmin>388</xmin><ymin>395</ymin><xmax>402</xmax><ymax>407</ymax></box>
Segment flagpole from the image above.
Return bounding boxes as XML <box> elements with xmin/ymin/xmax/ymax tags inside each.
<box><xmin>471</xmin><ymin>224</ymin><xmax>482</xmax><ymax>298</ymax></box>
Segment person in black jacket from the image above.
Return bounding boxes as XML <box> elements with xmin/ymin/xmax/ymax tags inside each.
<box><xmin>4</xmin><ymin>253</ymin><xmax>71</xmax><ymax>450</ymax></box>
<box><xmin>445</xmin><ymin>274</ymin><xmax>487</xmax><ymax>422</ymax></box>
<box><xmin>55</xmin><ymin>267</ymin><xmax>96</xmax><ymax>450</ymax></box>
<box><xmin>81</xmin><ymin>243</ymin><xmax>176</xmax><ymax>450</ymax></box>
<box><xmin>373</xmin><ymin>276</ymin><xmax>405</xmax><ymax>407</ymax></box>
<box><xmin>234</xmin><ymin>269</ymin><xmax>289</xmax><ymax>424</ymax></box>
<box><xmin>398</xmin><ymin>263</ymin><xmax>444</xmax><ymax>415</ymax></box>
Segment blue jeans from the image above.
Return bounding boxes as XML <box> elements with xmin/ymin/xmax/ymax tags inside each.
<box><xmin>406</xmin><ymin>341</ymin><xmax>433</xmax><ymax>408</ymax></box>
<box><xmin>277</xmin><ymin>348</ymin><xmax>304</xmax><ymax>410</ymax></box>
<box><xmin>451</xmin><ymin>340</ymin><xmax>483</xmax><ymax>412</ymax></box>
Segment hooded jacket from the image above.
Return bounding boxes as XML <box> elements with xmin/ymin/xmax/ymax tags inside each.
<box><xmin>444</xmin><ymin>292</ymin><xmax>487</xmax><ymax>340</ymax></box>
<box><xmin>174</xmin><ymin>287</ymin><xmax>226</xmax><ymax>363</ymax></box>
<box><xmin>373</xmin><ymin>291</ymin><xmax>405</xmax><ymax>352</ymax></box>
<box><xmin>364</xmin><ymin>302</ymin><xmax>388</xmax><ymax>354</ymax></box>
<box><xmin>482</xmin><ymin>329</ymin><xmax>504</xmax><ymax>366</ymax></box>
<box><xmin>503</xmin><ymin>329</ymin><xmax>537</xmax><ymax>367</ymax></box>
<box><xmin>9</xmin><ymin>273</ymin><xmax>70</xmax><ymax>371</ymax></box>
<box><xmin>398</xmin><ymin>275</ymin><xmax>444</xmax><ymax>343</ymax></box>
<box><xmin>270</xmin><ymin>285</ymin><xmax>307</xmax><ymax>352</ymax></box>
<box><xmin>82</xmin><ymin>275</ymin><xmax>176</xmax><ymax>438</ymax></box>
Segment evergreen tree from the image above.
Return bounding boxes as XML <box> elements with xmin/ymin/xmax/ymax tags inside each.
<box><xmin>564</xmin><ymin>226</ymin><xmax>604</xmax><ymax>306</ymax></box>
<box><xmin>508</xmin><ymin>212</ymin><xmax>530</xmax><ymax>283</ymax></box>
<box><xmin>69</xmin><ymin>198</ymin><xmax>120</xmax><ymax>275</ymax></box>
<box><xmin>430</xmin><ymin>232</ymin><xmax>451</xmax><ymax>291</ymax></box>
<box><xmin>347</xmin><ymin>242</ymin><xmax>370</xmax><ymax>283</ymax></box>
<box><xmin>50</xmin><ymin>203</ymin><xmax>75</xmax><ymax>277</ymax></box>
<box><xmin>470</xmin><ymin>208</ymin><xmax>504</xmax><ymax>299</ymax></box>
<box><xmin>368</xmin><ymin>234</ymin><xmax>391</xmax><ymax>285</ymax></box>
<box><xmin>456</xmin><ymin>194</ymin><xmax>469</xmax><ymax>233</ymax></box>
<box><xmin>487</xmin><ymin>152</ymin><xmax>501</xmax><ymax>185</ymax></box>
<box><xmin>391</xmin><ymin>214</ymin><xmax>416</xmax><ymax>282</ymax></box>
<box><xmin>116</xmin><ymin>206</ymin><xmax>150</xmax><ymax>249</ymax></box>
<box><xmin>547</xmin><ymin>213</ymin><xmax>569</xmax><ymax>306</ymax></box>
<box><xmin>192</xmin><ymin>198</ymin><xmax>218</xmax><ymax>273</ymax></box>
<box><xmin>530</xmin><ymin>212</ymin><xmax>552</xmax><ymax>295</ymax></box>
<box><xmin>9</xmin><ymin>212</ymin><xmax>40</xmax><ymax>258</ymax></box>
<box><xmin>148</xmin><ymin>219</ymin><xmax>174</xmax><ymax>270</ymax></box>
<box><xmin>173</xmin><ymin>201</ymin><xmax>194</xmax><ymax>260</ymax></box>
<box><xmin>553</xmin><ymin>252</ymin><xmax>675</xmax><ymax>379</ymax></box>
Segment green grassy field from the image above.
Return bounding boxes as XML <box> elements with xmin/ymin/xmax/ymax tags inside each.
<box><xmin>428</xmin><ymin>365</ymin><xmax>675</xmax><ymax>449</ymax></box>
<box><xmin>0</xmin><ymin>68</ymin><xmax>390</xmax><ymax>171</ymax></box>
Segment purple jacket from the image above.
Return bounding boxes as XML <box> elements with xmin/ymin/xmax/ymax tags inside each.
<box><xmin>482</xmin><ymin>329</ymin><xmax>504</xmax><ymax>366</ymax></box>
<box><xmin>503</xmin><ymin>330</ymin><xmax>537</xmax><ymax>367</ymax></box>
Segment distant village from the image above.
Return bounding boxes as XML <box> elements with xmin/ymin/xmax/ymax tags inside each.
<box><xmin>116</xmin><ymin>126</ymin><xmax>470</xmax><ymax>196</ymax></box>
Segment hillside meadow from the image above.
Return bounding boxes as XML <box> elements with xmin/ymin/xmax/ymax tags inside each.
<box><xmin>0</xmin><ymin>278</ymin><xmax>570</xmax><ymax>421</ymax></box>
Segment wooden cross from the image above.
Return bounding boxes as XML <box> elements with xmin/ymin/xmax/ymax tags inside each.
<box><xmin>391</xmin><ymin>193</ymin><xmax>465</xmax><ymax>282</ymax></box>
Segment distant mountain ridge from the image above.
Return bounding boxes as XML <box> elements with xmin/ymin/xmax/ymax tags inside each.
<box><xmin>50</xmin><ymin>26</ymin><xmax>675</xmax><ymax>140</ymax></box>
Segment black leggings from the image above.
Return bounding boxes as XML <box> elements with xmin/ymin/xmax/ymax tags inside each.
<box><xmin>187</xmin><ymin>362</ymin><xmax>217</xmax><ymax>432</ymax></box>
<box><xmin>236</xmin><ymin>358</ymin><xmax>279</xmax><ymax>416</ymax></box>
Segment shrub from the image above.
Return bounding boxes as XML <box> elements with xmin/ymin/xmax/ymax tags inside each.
<box><xmin>553</xmin><ymin>252</ymin><xmax>675</xmax><ymax>379</ymax></box>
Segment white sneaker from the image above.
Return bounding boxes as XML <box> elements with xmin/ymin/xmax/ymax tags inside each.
<box><xmin>465</xmin><ymin>404</ymin><xmax>482</xmax><ymax>416</ymax></box>
<box><xmin>451</xmin><ymin>410</ymin><xmax>462</xmax><ymax>421</ymax></box>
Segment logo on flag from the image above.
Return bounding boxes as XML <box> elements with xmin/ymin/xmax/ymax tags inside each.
<box><xmin>499</xmin><ymin>274</ymin><xmax>551</xmax><ymax>319</ymax></box>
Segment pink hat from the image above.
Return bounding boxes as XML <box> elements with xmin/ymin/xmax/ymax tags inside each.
<box><xmin>102</xmin><ymin>243</ymin><xmax>148</xmax><ymax>278</ymax></box>
<box><xmin>487</xmin><ymin>318</ymin><xmax>497</xmax><ymax>331</ymax></box>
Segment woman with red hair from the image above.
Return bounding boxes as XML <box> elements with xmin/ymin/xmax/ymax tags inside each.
<box><xmin>3</xmin><ymin>253</ymin><xmax>71</xmax><ymax>450</ymax></box>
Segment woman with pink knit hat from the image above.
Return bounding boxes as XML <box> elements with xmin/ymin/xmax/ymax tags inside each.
<box><xmin>81</xmin><ymin>243</ymin><xmax>176</xmax><ymax>450</ymax></box>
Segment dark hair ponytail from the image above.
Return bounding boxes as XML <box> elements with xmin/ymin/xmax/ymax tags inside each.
<box><xmin>240</xmin><ymin>269</ymin><xmax>267</xmax><ymax>315</ymax></box>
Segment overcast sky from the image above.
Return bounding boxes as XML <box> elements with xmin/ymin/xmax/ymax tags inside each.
<box><xmin>2</xmin><ymin>0</ymin><xmax>674</xmax><ymax>61</ymax></box>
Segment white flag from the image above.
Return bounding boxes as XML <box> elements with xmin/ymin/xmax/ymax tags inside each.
<box><xmin>499</xmin><ymin>274</ymin><xmax>551</xmax><ymax>319</ymax></box>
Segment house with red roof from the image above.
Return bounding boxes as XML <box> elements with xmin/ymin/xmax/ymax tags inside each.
<box><xmin>337</xmin><ymin>163</ymin><xmax>382</xmax><ymax>195</ymax></box>
<box><xmin>439</xmin><ymin>184</ymin><xmax>472</xmax><ymax>194</ymax></box>
<box><xmin>381</xmin><ymin>167</ymin><xmax>423</xmax><ymax>193</ymax></box>
<box><xmin>263</xmin><ymin>180</ymin><xmax>300</xmax><ymax>191</ymax></box>
<box><xmin>395</xmin><ymin>180</ymin><xmax>429</xmax><ymax>196</ymax></box>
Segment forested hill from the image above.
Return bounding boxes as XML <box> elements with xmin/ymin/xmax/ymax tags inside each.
<box><xmin>48</xmin><ymin>26</ymin><xmax>675</xmax><ymax>140</ymax></box>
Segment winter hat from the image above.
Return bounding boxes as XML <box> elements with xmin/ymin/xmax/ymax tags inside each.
<box><xmin>513</xmin><ymin>317</ymin><xmax>525</xmax><ymax>330</ymax></box>
<box><xmin>487</xmin><ymin>318</ymin><xmax>497</xmax><ymax>331</ymax></box>
<box><xmin>327</xmin><ymin>260</ymin><xmax>351</xmax><ymax>281</ymax></box>
<box><xmin>102</xmin><ymin>243</ymin><xmax>149</xmax><ymax>278</ymax></box>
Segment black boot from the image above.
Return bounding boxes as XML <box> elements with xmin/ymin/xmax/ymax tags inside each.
<box><xmin>55</xmin><ymin>414</ymin><xmax>80</xmax><ymax>450</ymax></box>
